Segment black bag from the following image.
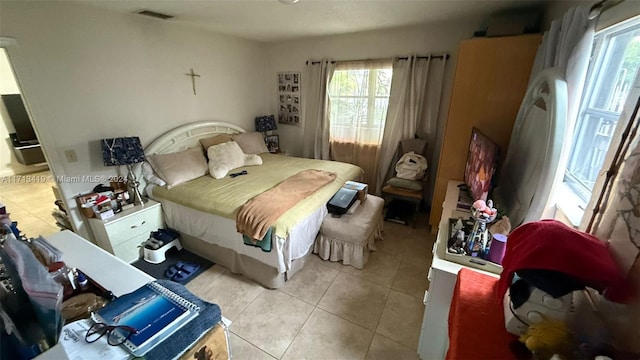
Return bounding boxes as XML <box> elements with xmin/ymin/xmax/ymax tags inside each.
<box><xmin>327</xmin><ymin>188</ymin><xmax>358</xmax><ymax>215</ymax></box>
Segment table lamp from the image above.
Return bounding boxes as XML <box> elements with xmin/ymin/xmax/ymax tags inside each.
<box><xmin>255</xmin><ymin>115</ymin><xmax>277</xmax><ymax>137</ymax></box>
<box><xmin>101</xmin><ymin>136</ymin><xmax>146</xmax><ymax>206</ymax></box>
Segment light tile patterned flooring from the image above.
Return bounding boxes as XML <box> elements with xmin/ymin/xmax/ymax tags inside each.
<box><xmin>186</xmin><ymin>217</ymin><xmax>435</xmax><ymax>360</ymax></box>
<box><xmin>1</xmin><ymin>172</ymin><xmax>436</xmax><ymax>359</ymax></box>
<box><xmin>0</xmin><ymin>170</ymin><xmax>60</xmax><ymax>238</ymax></box>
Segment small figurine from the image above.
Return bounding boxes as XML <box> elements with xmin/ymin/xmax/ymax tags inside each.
<box><xmin>453</xmin><ymin>219</ymin><xmax>464</xmax><ymax>232</ymax></box>
<box><xmin>448</xmin><ymin>229</ymin><xmax>466</xmax><ymax>254</ymax></box>
<box><xmin>466</xmin><ymin>199</ymin><xmax>497</xmax><ymax>257</ymax></box>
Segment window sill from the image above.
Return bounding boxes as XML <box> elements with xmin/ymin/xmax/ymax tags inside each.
<box><xmin>554</xmin><ymin>182</ymin><xmax>587</xmax><ymax>229</ymax></box>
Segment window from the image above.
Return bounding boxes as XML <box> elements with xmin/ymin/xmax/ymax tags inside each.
<box><xmin>328</xmin><ymin>64</ymin><xmax>392</xmax><ymax>145</ymax></box>
<box><xmin>564</xmin><ymin>17</ymin><xmax>640</xmax><ymax>202</ymax></box>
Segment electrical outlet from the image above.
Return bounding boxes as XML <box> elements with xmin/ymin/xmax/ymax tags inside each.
<box><xmin>64</xmin><ymin>149</ymin><xmax>77</xmax><ymax>163</ymax></box>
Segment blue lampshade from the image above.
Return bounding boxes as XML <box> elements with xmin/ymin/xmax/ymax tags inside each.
<box><xmin>101</xmin><ymin>137</ymin><xmax>146</xmax><ymax>166</ymax></box>
<box><xmin>255</xmin><ymin>115</ymin><xmax>277</xmax><ymax>132</ymax></box>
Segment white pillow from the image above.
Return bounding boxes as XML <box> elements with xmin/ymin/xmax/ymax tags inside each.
<box><xmin>233</xmin><ymin>132</ymin><xmax>269</xmax><ymax>154</ymax></box>
<box><xmin>141</xmin><ymin>161</ymin><xmax>166</xmax><ymax>187</ymax></box>
<box><xmin>208</xmin><ymin>141</ymin><xmax>263</xmax><ymax>179</ymax></box>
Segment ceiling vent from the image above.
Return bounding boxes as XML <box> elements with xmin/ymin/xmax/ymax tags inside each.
<box><xmin>135</xmin><ymin>10</ymin><xmax>174</xmax><ymax>20</ymax></box>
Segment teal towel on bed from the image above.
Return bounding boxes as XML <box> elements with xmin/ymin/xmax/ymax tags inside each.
<box><xmin>243</xmin><ymin>227</ymin><xmax>273</xmax><ymax>252</ymax></box>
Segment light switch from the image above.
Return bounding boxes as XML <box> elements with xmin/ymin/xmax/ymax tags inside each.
<box><xmin>64</xmin><ymin>150</ymin><xmax>77</xmax><ymax>163</ymax></box>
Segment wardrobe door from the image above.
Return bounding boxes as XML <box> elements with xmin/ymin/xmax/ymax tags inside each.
<box><xmin>430</xmin><ymin>34</ymin><xmax>540</xmax><ymax>231</ymax></box>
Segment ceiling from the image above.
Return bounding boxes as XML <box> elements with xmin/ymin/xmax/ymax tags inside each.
<box><xmin>81</xmin><ymin>0</ymin><xmax>547</xmax><ymax>43</ymax></box>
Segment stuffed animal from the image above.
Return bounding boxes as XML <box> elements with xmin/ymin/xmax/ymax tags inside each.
<box><xmin>519</xmin><ymin>319</ymin><xmax>575</xmax><ymax>359</ymax></box>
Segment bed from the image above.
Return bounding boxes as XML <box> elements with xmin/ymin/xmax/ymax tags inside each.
<box><xmin>142</xmin><ymin>121</ymin><xmax>362</xmax><ymax>288</ymax></box>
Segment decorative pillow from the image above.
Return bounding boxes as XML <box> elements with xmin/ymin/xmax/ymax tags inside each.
<box><xmin>199</xmin><ymin>134</ymin><xmax>233</xmax><ymax>153</ymax></box>
<box><xmin>232</xmin><ymin>132</ymin><xmax>269</xmax><ymax>154</ymax></box>
<box><xmin>141</xmin><ymin>161</ymin><xmax>166</xmax><ymax>187</ymax></box>
<box><xmin>207</xmin><ymin>141</ymin><xmax>263</xmax><ymax>179</ymax></box>
<box><xmin>146</xmin><ymin>147</ymin><xmax>208</xmax><ymax>189</ymax></box>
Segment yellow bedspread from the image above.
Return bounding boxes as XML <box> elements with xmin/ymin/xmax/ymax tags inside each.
<box><xmin>152</xmin><ymin>154</ymin><xmax>362</xmax><ymax>237</ymax></box>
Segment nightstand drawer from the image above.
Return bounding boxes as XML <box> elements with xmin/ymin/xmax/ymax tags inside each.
<box><xmin>88</xmin><ymin>200</ymin><xmax>165</xmax><ymax>262</ymax></box>
<box><xmin>104</xmin><ymin>204</ymin><xmax>162</xmax><ymax>245</ymax></box>
<box><xmin>113</xmin><ymin>232</ymin><xmax>149</xmax><ymax>263</ymax></box>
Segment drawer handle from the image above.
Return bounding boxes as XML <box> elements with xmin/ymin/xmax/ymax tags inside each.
<box><xmin>469</xmin><ymin>259</ymin><xmax>486</xmax><ymax>266</ymax></box>
<box><xmin>130</xmin><ymin>221</ymin><xmax>146</xmax><ymax>229</ymax></box>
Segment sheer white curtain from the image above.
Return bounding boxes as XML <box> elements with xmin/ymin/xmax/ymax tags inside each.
<box><xmin>376</xmin><ymin>55</ymin><xmax>446</xmax><ymax>194</ymax></box>
<box><xmin>524</xmin><ymin>5</ymin><xmax>595</xmax><ymax>216</ymax></box>
<box><xmin>530</xmin><ymin>6</ymin><xmax>595</xmax><ymax>138</ymax></box>
<box><xmin>303</xmin><ymin>59</ymin><xmax>335</xmax><ymax>160</ymax></box>
<box><xmin>328</xmin><ymin>60</ymin><xmax>392</xmax><ymax>191</ymax></box>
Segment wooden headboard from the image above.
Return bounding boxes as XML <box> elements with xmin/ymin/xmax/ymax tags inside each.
<box><xmin>145</xmin><ymin>121</ymin><xmax>246</xmax><ymax>155</ymax></box>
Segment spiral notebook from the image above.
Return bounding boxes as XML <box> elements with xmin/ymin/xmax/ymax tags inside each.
<box><xmin>93</xmin><ymin>281</ymin><xmax>200</xmax><ymax>357</ymax></box>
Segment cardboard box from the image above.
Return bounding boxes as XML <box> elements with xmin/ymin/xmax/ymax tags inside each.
<box><xmin>343</xmin><ymin>181</ymin><xmax>368</xmax><ymax>202</ymax></box>
<box><xmin>179</xmin><ymin>323</ymin><xmax>229</xmax><ymax>360</ymax></box>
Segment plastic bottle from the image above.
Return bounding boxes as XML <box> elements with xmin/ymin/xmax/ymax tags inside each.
<box><xmin>76</xmin><ymin>271</ymin><xmax>89</xmax><ymax>291</ymax></box>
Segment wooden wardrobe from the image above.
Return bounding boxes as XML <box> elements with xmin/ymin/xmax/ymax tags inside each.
<box><xmin>429</xmin><ymin>34</ymin><xmax>541</xmax><ymax>232</ymax></box>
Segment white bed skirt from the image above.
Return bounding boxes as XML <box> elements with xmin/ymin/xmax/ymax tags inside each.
<box><xmin>154</xmin><ymin>195</ymin><xmax>327</xmax><ymax>273</ymax></box>
<box><xmin>313</xmin><ymin>219</ymin><xmax>382</xmax><ymax>269</ymax></box>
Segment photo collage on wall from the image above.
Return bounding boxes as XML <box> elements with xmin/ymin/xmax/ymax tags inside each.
<box><xmin>277</xmin><ymin>72</ymin><xmax>300</xmax><ymax>125</ymax></box>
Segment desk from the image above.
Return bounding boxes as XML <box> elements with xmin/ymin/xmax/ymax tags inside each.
<box><xmin>38</xmin><ymin>230</ymin><xmax>230</xmax><ymax>359</ymax></box>
<box><xmin>34</xmin><ymin>231</ymin><xmax>152</xmax><ymax>360</ymax></box>
<box><xmin>46</xmin><ymin>230</ymin><xmax>153</xmax><ymax>297</ymax></box>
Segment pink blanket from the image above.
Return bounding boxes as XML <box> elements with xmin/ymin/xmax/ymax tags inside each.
<box><xmin>236</xmin><ymin>169</ymin><xmax>337</xmax><ymax>240</ymax></box>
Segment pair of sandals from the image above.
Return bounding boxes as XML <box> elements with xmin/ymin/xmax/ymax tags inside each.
<box><xmin>165</xmin><ymin>261</ymin><xmax>200</xmax><ymax>282</ymax></box>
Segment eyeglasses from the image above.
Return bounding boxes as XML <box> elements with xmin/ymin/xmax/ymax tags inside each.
<box><xmin>85</xmin><ymin>322</ymin><xmax>138</xmax><ymax>346</ymax></box>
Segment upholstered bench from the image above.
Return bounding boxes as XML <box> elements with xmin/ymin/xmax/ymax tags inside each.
<box><xmin>313</xmin><ymin>195</ymin><xmax>384</xmax><ymax>269</ymax></box>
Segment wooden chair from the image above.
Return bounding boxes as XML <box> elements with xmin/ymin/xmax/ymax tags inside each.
<box><xmin>382</xmin><ymin>138</ymin><xmax>428</xmax><ymax>227</ymax></box>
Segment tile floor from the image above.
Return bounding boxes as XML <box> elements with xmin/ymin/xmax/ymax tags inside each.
<box><xmin>0</xmin><ymin>172</ymin><xmax>437</xmax><ymax>359</ymax></box>
<box><xmin>186</xmin><ymin>216</ymin><xmax>435</xmax><ymax>360</ymax></box>
<box><xmin>0</xmin><ymin>170</ymin><xmax>61</xmax><ymax>238</ymax></box>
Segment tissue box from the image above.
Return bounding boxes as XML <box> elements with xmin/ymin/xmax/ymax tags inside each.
<box><xmin>343</xmin><ymin>181</ymin><xmax>368</xmax><ymax>202</ymax></box>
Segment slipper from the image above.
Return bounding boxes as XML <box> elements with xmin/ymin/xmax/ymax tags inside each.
<box><xmin>165</xmin><ymin>261</ymin><xmax>200</xmax><ymax>282</ymax></box>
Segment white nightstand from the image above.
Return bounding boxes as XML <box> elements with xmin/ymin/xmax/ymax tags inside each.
<box><xmin>88</xmin><ymin>199</ymin><xmax>164</xmax><ymax>263</ymax></box>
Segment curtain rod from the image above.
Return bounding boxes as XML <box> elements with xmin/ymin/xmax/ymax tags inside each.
<box><xmin>397</xmin><ymin>54</ymin><xmax>450</xmax><ymax>61</ymax></box>
<box><xmin>306</xmin><ymin>53</ymin><xmax>449</xmax><ymax>65</ymax></box>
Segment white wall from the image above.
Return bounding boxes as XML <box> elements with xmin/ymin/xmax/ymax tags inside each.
<box><xmin>0</xmin><ymin>1</ymin><xmax>269</xmax><ymax>238</ymax></box>
<box><xmin>266</xmin><ymin>17</ymin><xmax>483</xmax><ymax>202</ymax></box>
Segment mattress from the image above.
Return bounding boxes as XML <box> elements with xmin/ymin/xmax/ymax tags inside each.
<box><xmin>152</xmin><ymin>153</ymin><xmax>361</xmax><ymax>237</ymax></box>
<box><xmin>150</xmin><ymin>153</ymin><xmax>362</xmax><ymax>272</ymax></box>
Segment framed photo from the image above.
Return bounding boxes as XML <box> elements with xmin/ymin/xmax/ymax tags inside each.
<box><xmin>277</xmin><ymin>71</ymin><xmax>301</xmax><ymax>126</ymax></box>
<box><xmin>265</xmin><ymin>135</ymin><xmax>280</xmax><ymax>153</ymax></box>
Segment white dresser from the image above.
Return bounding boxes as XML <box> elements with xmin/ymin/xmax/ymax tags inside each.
<box><xmin>418</xmin><ymin>180</ymin><xmax>500</xmax><ymax>359</ymax></box>
<box><xmin>88</xmin><ymin>200</ymin><xmax>163</xmax><ymax>263</ymax></box>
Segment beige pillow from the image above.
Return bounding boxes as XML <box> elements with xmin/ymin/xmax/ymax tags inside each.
<box><xmin>233</xmin><ymin>132</ymin><xmax>269</xmax><ymax>154</ymax></box>
<box><xmin>146</xmin><ymin>147</ymin><xmax>208</xmax><ymax>189</ymax></box>
<box><xmin>199</xmin><ymin>134</ymin><xmax>233</xmax><ymax>152</ymax></box>
<box><xmin>208</xmin><ymin>141</ymin><xmax>263</xmax><ymax>179</ymax></box>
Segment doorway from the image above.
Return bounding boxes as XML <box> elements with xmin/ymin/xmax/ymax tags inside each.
<box><xmin>0</xmin><ymin>47</ymin><xmax>69</xmax><ymax>238</ymax></box>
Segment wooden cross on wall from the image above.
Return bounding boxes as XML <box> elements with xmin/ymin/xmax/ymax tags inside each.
<box><xmin>185</xmin><ymin>68</ymin><xmax>200</xmax><ymax>95</ymax></box>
